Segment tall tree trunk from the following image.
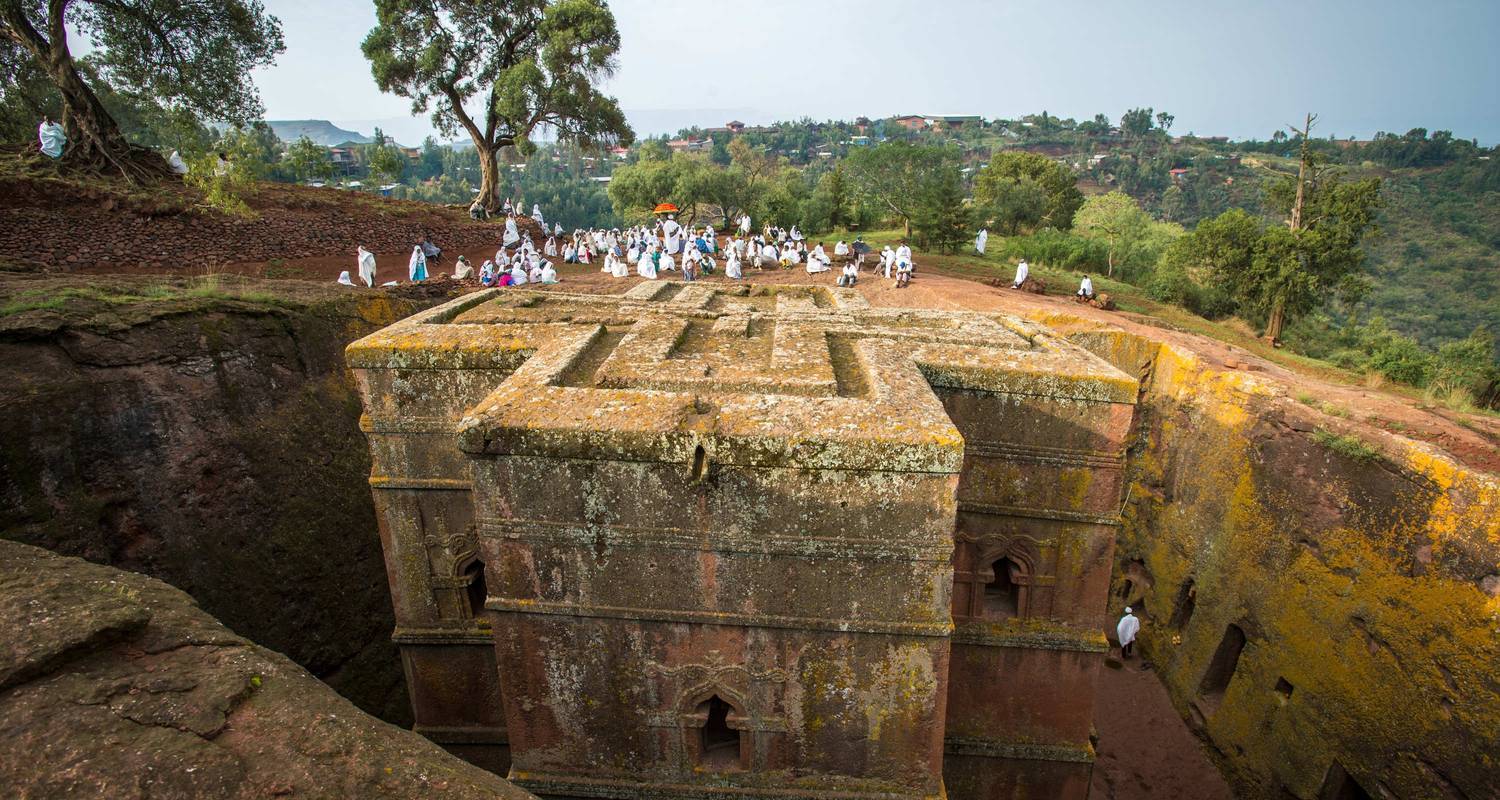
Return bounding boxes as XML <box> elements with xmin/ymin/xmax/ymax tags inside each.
<box><xmin>2</xmin><ymin>1</ymin><xmax>168</xmax><ymax>182</ymax></box>
<box><xmin>476</xmin><ymin>144</ymin><xmax>501</xmax><ymax>212</ymax></box>
<box><xmin>1265</xmin><ymin>295</ymin><xmax>1286</xmax><ymax>344</ymax></box>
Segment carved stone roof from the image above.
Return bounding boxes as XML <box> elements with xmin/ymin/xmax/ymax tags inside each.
<box><xmin>346</xmin><ymin>282</ymin><xmax>1137</xmax><ymax>473</ymax></box>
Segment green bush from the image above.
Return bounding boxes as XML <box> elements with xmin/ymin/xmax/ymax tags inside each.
<box><xmin>1367</xmin><ymin>331</ymin><xmax>1434</xmax><ymax>386</ymax></box>
<box><xmin>997</xmin><ymin>229</ymin><xmax>1108</xmax><ymax>271</ymax></box>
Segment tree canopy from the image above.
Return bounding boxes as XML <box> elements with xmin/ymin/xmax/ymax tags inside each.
<box><xmin>362</xmin><ymin>0</ymin><xmax>632</xmax><ymax>210</ymax></box>
<box><xmin>843</xmin><ymin>141</ymin><xmax>960</xmax><ymax>238</ymax></box>
<box><xmin>0</xmin><ymin>0</ymin><xmax>283</xmax><ymax>177</ymax></box>
<box><xmin>974</xmin><ymin>151</ymin><xmax>1084</xmax><ymax>233</ymax></box>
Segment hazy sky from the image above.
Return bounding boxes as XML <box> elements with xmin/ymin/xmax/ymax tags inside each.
<box><xmin>252</xmin><ymin>0</ymin><xmax>1500</xmax><ymax>145</ymax></box>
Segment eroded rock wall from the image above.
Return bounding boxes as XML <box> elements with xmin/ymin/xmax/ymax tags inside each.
<box><xmin>0</xmin><ymin>538</ymin><xmax>535</xmax><ymax>799</ymax></box>
<box><xmin>0</xmin><ymin>276</ymin><xmax>451</xmax><ymax>724</ymax></box>
<box><xmin>1072</xmin><ymin>327</ymin><xmax>1500</xmax><ymax>800</ymax></box>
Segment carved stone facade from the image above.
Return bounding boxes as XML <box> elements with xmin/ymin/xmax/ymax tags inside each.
<box><xmin>348</xmin><ymin>283</ymin><xmax>1137</xmax><ymax>799</ymax></box>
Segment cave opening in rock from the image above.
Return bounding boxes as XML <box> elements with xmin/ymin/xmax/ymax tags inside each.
<box><xmin>1198</xmin><ymin>622</ymin><xmax>1246</xmax><ymax>704</ymax></box>
<box><xmin>1318</xmin><ymin>762</ymin><xmax>1373</xmax><ymax>800</ymax></box>
<box><xmin>698</xmin><ymin>695</ymin><xmax>740</xmax><ymax>770</ymax></box>
<box><xmin>1170</xmin><ymin>578</ymin><xmax>1197</xmax><ymax>630</ymax></box>
<box><xmin>464</xmin><ymin>560</ymin><xmax>487</xmax><ymax>620</ymax></box>
<box><xmin>983</xmin><ymin>557</ymin><xmax>1021</xmax><ymax>618</ymax></box>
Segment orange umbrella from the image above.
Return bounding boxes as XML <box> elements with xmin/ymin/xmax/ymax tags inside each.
<box><xmin>652</xmin><ymin>202</ymin><xmax>679</xmax><ymax>214</ymax></box>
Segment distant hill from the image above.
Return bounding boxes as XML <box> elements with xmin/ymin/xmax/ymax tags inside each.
<box><xmin>267</xmin><ymin>120</ymin><xmax>373</xmax><ymax>147</ymax></box>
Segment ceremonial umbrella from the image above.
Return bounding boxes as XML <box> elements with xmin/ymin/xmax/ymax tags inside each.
<box><xmin>652</xmin><ymin>202</ymin><xmax>680</xmax><ymax>214</ymax></box>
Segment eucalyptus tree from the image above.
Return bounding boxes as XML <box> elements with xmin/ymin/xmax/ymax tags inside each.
<box><xmin>362</xmin><ymin>0</ymin><xmax>633</xmax><ymax>212</ymax></box>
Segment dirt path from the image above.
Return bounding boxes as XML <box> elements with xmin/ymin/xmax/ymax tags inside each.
<box><xmin>1091</xmin><ymin>656</ymin><xmax>1234</xmax><ymax>800</ymax></box>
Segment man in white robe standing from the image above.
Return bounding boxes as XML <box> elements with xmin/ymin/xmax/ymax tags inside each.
<box><xmin>357</xmin><ymin>246</ymin><xmax>377</xmax><ymax>288</ymax></box>
<box><xmin>503</xmin><ymin>216</ymin><xmax>521</xmax><ymax>248</ymax></box>
<box><xmin>739</xmin><ymin>214</ymin><xmax>752</xmax><ymax>236</ymax></box>
<box><xmin>1011</xmin><ymin>259</ymin><xmax>1030</xmax><ymax>289</ymax></box>
<box><xmin>662</xmin><ymin>215</ymin><xmax>682</xmax><ymax>255</ymax></box>
<box><xmin>1117</xmin><ymin>607</ymin><xmax>1140</xmax><ymax>659</ymax></box>
<box><xmin>975</xmin><ymin>228</ymin><xmax>988</xmax><ymax>255</ymax></box>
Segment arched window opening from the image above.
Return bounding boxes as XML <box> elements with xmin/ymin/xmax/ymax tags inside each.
<box><xmin>697</xmin><ymin>695</ymin><xmax>739</xmax><ymax>770</ymax></box>
<box><xmin>464</xmin><ymin>560</ymin><xmax>487</xmax><ymax>620</ymax></box>
<box><xmin>984</xmin><ymin>557</ymin><xmax>1021</xmax><ymax>618</ymax></box>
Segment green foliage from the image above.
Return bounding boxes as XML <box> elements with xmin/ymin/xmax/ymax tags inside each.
<box><xmin>283</xmin><ymin>136</ymin><xmax>333</xmax><ymax>183</ymax></box>
<box><xmin>366</xmin><ymin>142</ymin><xmax>405</xmax><ymax>186</ymax></box>
<box><xmin>1120</xmin><ymin>107</ymin><xmax>1156</xmax><ymax>138</ymax></box>
<box><xmin>362</xmin><ymin>0</ymin><xmax>632</xmax><ymax>206</ymax></box>
<box><xmin>844</xmin><ymin>141</ymin><xmax>960</xmax><ymax>235</ymax></box>
<box><xmin>909</xmin><ymin>161</ymin><xmax>971</xmax><ymax>254</ymax></box>
<box><xmin>1312</xmin><ymin>429</ymin><xmax>1382</xmax><ymax>462</ymax></box>
<box><xmin>974</xmin><ymin>151</ymin><xmax>1084</xmax><ymax>233</ymax></box>
<box><xmin>1433</xmin><ymin>328</ymin><xmax>1497</xmax><ymax>396</ymax></box>
<box><xmin>1071</xmin><ymin>191</ymin><xmax>1181</xmax><ymax>280</ymax></box>
<box><xmin>998</xmin><ymin>229</ymin><xmax>1108</xmax><ymax>271</ymax></box>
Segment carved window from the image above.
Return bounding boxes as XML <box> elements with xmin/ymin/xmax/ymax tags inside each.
<box><xmin>464</xmin><ymin>560</ymin><xmax>487</xmax><ymax>620</ymax></box>
<box><xmin>695</xmin><ymin>694</ymin><xmax>742</xmax><ymax>771</ymax></box>
<box><xmin>984</xmin><ymin>557</ymin><xmax>1022</xmax><ymax>618</ymax></box>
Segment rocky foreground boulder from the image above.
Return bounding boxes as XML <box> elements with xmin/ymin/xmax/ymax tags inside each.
<box><xmin>0</xmin><ymin>540</ymin><xmax>535</xmax><ymax>799</ymax></box>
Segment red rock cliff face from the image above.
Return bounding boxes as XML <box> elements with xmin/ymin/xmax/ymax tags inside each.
<box><xmin>0</xmin><ymin>538</ymin><xmax>536</xmax><ymax>799</ymax></box>
<box><xmin>0</xmin><ymin>275</ymin><xmax>456</xmax><ymax>725</ymax></box>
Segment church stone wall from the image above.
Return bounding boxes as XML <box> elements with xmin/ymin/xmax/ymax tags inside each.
<box><xmin>349</xmin><ymin>284</ymin><xmax>1139</xmax><ymax>799</ymax></box>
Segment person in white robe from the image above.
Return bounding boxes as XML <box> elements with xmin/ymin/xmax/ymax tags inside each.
<box><xmin>705</xmin><ymin>225</ymin><xmax>717</xmax><ymax>253</ymax></box>
<box><xmin>1078</xmin><ymin>275</ymin><xmax>1095</xmax><ymax>299</ymax></box>
<box><xmin>528</xmin><ymin>260</ymin><xmax>543</xmax><ymax>283</ymax></box>
<box><xmin>336</xmin><ymin>270</ymin><xmax>355</xmax><ymax>286</ymax></box>
<box><xmin>1117</xmin><ymin>607</ymin><xmax>1140</xmax><ymax>658</ymax></box>
<box><xmin>1011</xmin><ymin>259</ymin><xmax>1030</xmax><ymax>289</ymax></box>
<box><xmin>725</xmin><ymin>250</ymin><xmax>742</xmax><ymax>280</ymax></box>
<box><xmin>662</xmin><ymin>216</ymin><xmax>682</xmax><ymax>255</ymax></box>
<box><xmin>895</xmin><ymin>241</ymin><xmax>912</xmax><ymax>267</ymax></box>
<box><xmin>408</xmin><ymin>245</ymin><xmax>428</xmax><ymax>282</ymax></box>
<box><xmin>879</xmin><ymin>246</ymin><xmax>895</xmax><ymax>278</ymax></box>
<box><xmin>637</xmin><ymin>248</ymin><xmax>658</xmax><ymax>279</ymax></box>
<box><xmin>545</xmin><ymin>236</ymin><xmax>558</xmax><ymax>257</ymax></box>
<box><xmin>739</xmin><ymin>214</ymin><xmax>752</xmax><ymax>235</ymax></box>
<box><xmin>453</xmin><ymin>255</ymin><xmax>474</xmax><ymax>280</ymax></box>
<box><xmin>357</xmin><ymin>246</ymin><xmax>377</xmax><ymax>288</ymax></box>
<box><xmin>834</xmin><ymin>240</ymin><xmax>849</xmax><ymax>257</ymax></box>
<box><xmin>790</xmin><ymin>225</ymin><xmax>803</xmax><ymax>242</ymax></box>
<box><xmin>837</xmin><ymin>262</ymin><xmax>859</xmax><ymax>287</ymax></box>
<box><xmin>659</xmin><ymin>251</ymin><xmax>676</xmax><ymax>273</ymax></box>
<box><xmin>975</xmin><ymin>228</ymin><xmax>989</xmax><ymax>255</ymax></box>
<box><xmin>38</xmin><ymin>117</ymin><xmax>65</xmax><ymax>158</ymax></box>
<box><xmin>167</xmin><ymin>150</ymin><xmax>189</xmax><ymax>175</ymax></box>
<box><xmin>503</xmin><ymin>216</ymin><xmax>521</xmax><ymax>248</ymax></box>
<box><xmin>806</xmin><ymin>244</ymin><xmax>831</xmax><ymax>274</ymax></box>
<box><xmin>532</xmin><ymin>204</ymin><xmax>545</xmax><ymax>227</ymax></box>
<box><xmin>539</xmin><ymin>262</ymin><xmax>559</xmax><ymax>284</ymax></box>
<box><xmin>510</xmin><ymin>262</ymin><xmax>528</xmax><ymax>286</ymax></box>
<box><xmin>780</xmin><ymin>244</ymin><xmax>801</xmax><ymax>268</ymax></box>
<box><xmin>758</xmin><ymin>242</ymin><xmax>779</xmax><ymax>270</ymax></box>
<box><xmin>554</xmin><ymin>222</ymin><xmax>563</xmax><ymax>237</ymax></box>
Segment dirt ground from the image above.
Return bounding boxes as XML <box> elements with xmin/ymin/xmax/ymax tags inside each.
<box><xmin>1091</xmin><ymin>653</ymin><xmax>1234</xmax><ymax>799</ymax></box>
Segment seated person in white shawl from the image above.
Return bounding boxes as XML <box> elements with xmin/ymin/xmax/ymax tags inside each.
<box><xmin>659</xmin><ymin>251</ymin><xmax>676</xmax><ymax>273</ymax></box>
<box><xmin>545</xmin><ymin>236</ymin><xmax>558</xmax><ymax>256</ymax></box>
<box><xmin>837</xmin><ymin>262</ymin><xmax>859</xmax><ymax>287</ymax></box>
<box><xmin>637</xmin><ymin>248</ymin><xmax>658</xmax><ymax>279</ymax></box>
<box><xmin>509</xmin><ymin>262</ymin><xmax>528</xmax><ymax>285</ymax></box>
<box><xmin>610</xmin><ymin>252</ymin><xmax>631</xmax><ymax>278</ymax></box>
<box><xmin>38</xmin><ymin>117</ymin><xmax>66</xmax><ymax>158</ymax></box>
<box><xmin>503</xmin><ymin>216</ymin><xmax>521</xmax><ymax>248</ymax></box>
<box><xmin>779</xmin><ymin>244</ymin><xmax>801</xmax><ymax>268</ymax></box>
<box><xmin>453</xmin><ymin>255</ymin><xmax>474</xmax><ymax>280</ymax></box>
<box><xmin>806</xmin><ymin>243</ymin><xmax>832</xmax><ymax>274</ymax></box>
<box><xmin>757</xmin><ymin>242</ymin><xmax>778</xmax><ymax>269</ymax></box>
<box><xmin>834</xmin><ymin>240</ymin><xmax>849</xmax><ymax>257</ymax></box>
<box><xmin>531</xmin><ymin>203</ymin><xmax>545</xmax><ymax>227</ymax></box>
<box><xmin>539</xmin><ymin>262</ymin><xmax>559</xmax><ymax>284</ymax></box>
<box><xmin>527</xmin><ymin>258</ymin><xmax>544</xmax><ymax>284</ymax></box>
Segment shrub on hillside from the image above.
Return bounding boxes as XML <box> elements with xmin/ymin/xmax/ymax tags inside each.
<box><xmin>997</xmin><ymin>229</ymin><xmax>1108</xmax><ymax>271</ymax></box>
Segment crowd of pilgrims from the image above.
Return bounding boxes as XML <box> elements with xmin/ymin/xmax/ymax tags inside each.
<box><xmin>338</xmin><ymin>201</ymin><xmax>922</xmax><ymax>290</ymax></box>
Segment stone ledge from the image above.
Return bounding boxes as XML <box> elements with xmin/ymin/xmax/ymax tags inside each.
<box><xmin>943</xmin><ymin>736</ymin><xmax>1095</xmax><ymax>764</ymax></box>
<box><xmin>951</xmin><ymin>621</ymin><xmax>1110</xmax><ymax>652</ymax></box>
<box><xmin>487</xmin><ymin>599</ymin><xmax>955</xmax><ymax>638</ymax></box>
<box><xmin>509</xmin><ymin>771</ymin><xmax>939</xmax><ymax>800</ymax></box>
